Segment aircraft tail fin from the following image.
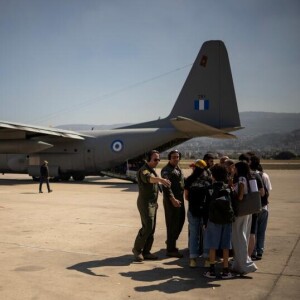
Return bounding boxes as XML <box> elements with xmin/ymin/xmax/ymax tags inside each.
<box><xmin>167</xmin><ymin>40</ymin><xmax>241</xmax><ymax>130</ymax></box>
<box><xmin>119</xmin><ymin>40</ymin><xmax>241</xmax><ymax>132</ymax></box>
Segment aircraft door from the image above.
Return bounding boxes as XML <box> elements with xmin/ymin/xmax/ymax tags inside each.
<box><xmin>83</xmin><ymin>144</ymin><xmax>96</xmax><ymax>172</ymax></box>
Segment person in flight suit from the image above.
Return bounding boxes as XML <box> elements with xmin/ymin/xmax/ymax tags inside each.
<box><xmin>132</xmin><ymin>150</ymin><xmax>171</xmax><ymax>262</ymax></box>
<box><xmin>161</xmin><ymin>150</ymin><xmax>185</xmax><ymax>258</ymax></box>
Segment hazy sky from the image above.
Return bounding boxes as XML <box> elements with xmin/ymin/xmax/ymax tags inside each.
<box><xmin>1</xmin><ymin>0</ymin><xmax>299</xmax><ymax>127</ymax></box>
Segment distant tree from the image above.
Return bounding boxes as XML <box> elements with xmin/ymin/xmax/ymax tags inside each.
<box><xmin>274</xmin><ymin>151</ymin><xmax>297</xmax><ymax>160</ymax></box>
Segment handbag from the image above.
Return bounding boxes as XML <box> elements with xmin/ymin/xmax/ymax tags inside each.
<box><xmin>233</xmin><ymin>179</ymin><xmax>262</xmax><ymax>217</ymax></box>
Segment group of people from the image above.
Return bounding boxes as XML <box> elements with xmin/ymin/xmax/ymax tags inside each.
<box><xmin>132</xmin><ymin>150</ymin><xmax>272</xmax><ymax>279</ymax></box>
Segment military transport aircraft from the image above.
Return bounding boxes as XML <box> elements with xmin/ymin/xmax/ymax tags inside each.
<box><xmin>0</xmin><ymin>40</ymin><xmax>242</xmax><ymax>182</ymax></box>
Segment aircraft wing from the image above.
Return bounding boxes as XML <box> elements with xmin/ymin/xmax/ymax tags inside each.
<box><xmin>0</xmin><ymin>120</ymin><xmax>93</xmax><ymax>139</ymax></box>
<box><xmin>170</xmin><ymin>116</ymin><xmax>242</xmax><ymax>139</ymax></box>
<box><xmin>0</xmin><ymin>120</ymin><xmax>93</xmax><ymax>154</ymax></box>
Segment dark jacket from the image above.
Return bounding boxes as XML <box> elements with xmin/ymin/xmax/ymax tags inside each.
<box><xmin>40</xmin><ymin>164</ymin><xmax>49</xmax><ymax>178</ymax></box>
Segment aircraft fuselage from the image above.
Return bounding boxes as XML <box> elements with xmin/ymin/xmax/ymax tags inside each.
<box><xmin>0</xmin><ymin>128</ymin><xmax>183</xmax><ymax>179</ymax></box>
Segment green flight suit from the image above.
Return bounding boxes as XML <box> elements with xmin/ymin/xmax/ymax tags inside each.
<box><xmin>133</xmin><ymin>163</ymin><xmax>160</xmax><ymax>254</ymax></box>
<box><xmin>161</xmin><ymin>162</ymin><xmax>185</xmax><ymax>252</ymax></box>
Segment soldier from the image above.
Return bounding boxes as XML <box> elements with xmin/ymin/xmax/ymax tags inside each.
<box><xmin>161</xmin><ymin>150</ymin><xmax>185</xmax><ymax>258</ymax></box>
<box><xmin>132</xmin><ymin>150</ymin><xmax>171</xmax><ymax>262</ymax></box>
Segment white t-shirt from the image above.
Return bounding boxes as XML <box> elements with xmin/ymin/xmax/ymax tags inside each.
<box><xmin>234</xmin><ymin>176</ymin><xmax>248</xmax><ymax>194</ymax></box>
<box><xmin>262</xmin><ymin>172</ymin><xmax>272</xmax><ymax>192</ymax></box>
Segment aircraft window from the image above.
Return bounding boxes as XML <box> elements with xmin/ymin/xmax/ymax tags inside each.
<box><xmin>64</xmin><ymin>149</ymin><xmax>67</xmax><ymax>152</ymax></box>
<box><xmin>74</xmin><ymin>149</ymin><xmax>78</xmax><ymax>152</ymax></box>
<box><xmin>87</xmin><ymin>149</ymin><xmax>91</xmax><ymax>153</ymax></box>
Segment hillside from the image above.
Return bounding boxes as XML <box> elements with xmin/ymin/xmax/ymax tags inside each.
<box><xmin>236</xmin><ymin>112</ymin><xmax>300</xmax><ymax>137</ymax></box>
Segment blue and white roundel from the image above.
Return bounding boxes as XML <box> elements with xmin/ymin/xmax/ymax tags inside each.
<box><xmin>111</xmin><ymin>140</ymin><xmax>124</xmax><ymax>152</ymax></box>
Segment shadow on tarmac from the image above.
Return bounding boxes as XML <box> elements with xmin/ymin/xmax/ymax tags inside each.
<box><xmin>0</xmin><ymin>177</ymin><xmax>138</xmax><ymax>192</ymax></box>
<box><xmin>67</xmin><ymin>254</ymin><xmax>133</xmax><ymax>276</ymax></box>
<box><xmin>67</xmin><ymin>249</ymin><xmax>254</xmax><ymax>294</ymax></box>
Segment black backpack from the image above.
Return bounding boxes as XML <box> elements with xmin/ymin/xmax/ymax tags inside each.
<box><xmin>188</xmin><ymin>178</ymin><xmax>211</xmax><ymax>218</ymax></box>
<box><xmin>209</xmin><ymin>183</ymin><xmax>235</xmax><ymax>224</ymax></box>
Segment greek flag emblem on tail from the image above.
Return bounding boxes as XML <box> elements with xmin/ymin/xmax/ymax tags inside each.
<box><xmin>194</xmin><ymin>98</ymin><xmax>209</xmax><ymax>110</ymax></box>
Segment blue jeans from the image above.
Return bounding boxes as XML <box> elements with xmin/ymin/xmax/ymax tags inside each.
<box><xmin>187</xmin><ymin>210</ymin><xmax>204</xmax><ymax>258</ymax></box>
<box><xmin>255</xmin><ymin>208</ymin><xmax>269</xmax><ymax>256</ymax></box>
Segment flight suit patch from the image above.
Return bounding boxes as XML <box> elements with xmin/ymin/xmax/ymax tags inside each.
<box><xmin>142</xmin><ymin>170</ymin><xmax>150</xmax><ymax>175</ymax></box>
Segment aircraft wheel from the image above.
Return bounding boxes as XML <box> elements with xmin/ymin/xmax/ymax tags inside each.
<box><xmin>32</xmin><ymin>176</ymin><xmax>40</xmax><ymax>182</ymax></box>
<box><xmin>72</xmin><ymin>174</ymin><xmax>85</xmax><ymax>181</ymax></box>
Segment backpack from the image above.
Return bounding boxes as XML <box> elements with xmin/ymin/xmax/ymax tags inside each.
<box><xmin>258</xmin><ymin>172</ymin><xmax>269</xmax><ymax>206</ymax></box>
<box><xmin>209</xmin><ymin>183</ymin><xmax>235</xmax><ymax>224</ymax></box>
<box><xmin>188</xmin><ymin>177</ymin><xmax>211</xmax><ymax>218</ymax></box>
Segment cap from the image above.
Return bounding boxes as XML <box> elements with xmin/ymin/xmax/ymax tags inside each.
<box><xmin>189</xmin><ymin>159</ymin><xmax>207</xmax><ymax>169</ymax></box>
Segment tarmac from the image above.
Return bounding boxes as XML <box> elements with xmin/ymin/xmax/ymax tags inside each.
<box><xmin>0</xmin><ymin>169</ymin><xmax>299</xmax><ymax>300</ymax></box>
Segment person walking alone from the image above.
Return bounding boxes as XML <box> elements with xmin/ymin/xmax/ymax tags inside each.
<box><xmin>39</xmin><ymin>160</ymin><xmax>52</xmax><ymax>193</ymax></box>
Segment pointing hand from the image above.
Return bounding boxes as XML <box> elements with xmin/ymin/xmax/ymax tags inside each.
<box><xmin>161</xmin><ymin>178</ymin><xmax>171</xmax><ymax>188</ymax></box>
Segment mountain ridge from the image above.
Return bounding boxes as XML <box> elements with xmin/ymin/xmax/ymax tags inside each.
<box><xmin>57</xmin><ymin>111</ymin><xmax>300</xmax><ymax>136</ymax></box>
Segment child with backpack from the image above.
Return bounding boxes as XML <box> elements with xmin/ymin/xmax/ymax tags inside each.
<box><xmin>203</xmin><ymin>164</ymin><xmax>235</xmax><ymax>279</ymax></box>
<box><xmin>184</xmin><ymin>159</ymin><xmax>211</xmax><ymax>268</ymax></box>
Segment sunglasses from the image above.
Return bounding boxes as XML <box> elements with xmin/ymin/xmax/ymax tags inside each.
<box><xmin>153</xmin><ymin>158</ymin><xmax>160</xmax><ymax>162</ymax></box>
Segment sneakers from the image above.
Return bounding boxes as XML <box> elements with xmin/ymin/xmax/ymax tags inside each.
<box><xmin>256</xmin><ymin>254</ymin><xmax>262</xmax><ymax>260</ymax></box>
<box><xmin>203</xmin><ymin>270</ymin><xmax>217</xmax><ymax>279</ymax></box>
<box><xmin>221</xmin><ymin>271</ymin><xmax>235</xmax><ymax>279</ymax></box>
<box><xmin>39</xmin><ymin>191</ymin><xmax>43</xmax><ymax>193</ymax></box>
<box><xmin>143</xmin><ymin>253</ymin><xmax>158</xmax><ymax>260</ymax></box>
<box><xmin>203</xmin><ymin>269</ymin><xmax>235</xmax><ymax>279</ymax></box>
<box><xmin>251</xmin><ymin>253</ymin><xmax>262</xmax><ymax>260</ymax></box>
<box><xmin>48</xmin><ymin>190</ymin><xmax>53</xmax><ymax>193</ymax></box>
<box><xmin>189</xmin><ymin>258</ymin><xmax>197</xmax><ymax>268</ymax></box>
<box><xmin>132</xmin><ymin>248</ymin><xmax>144</xmax><ymax>262</ymax></box>
<box><xmin>166</xmin><ymin>250</ymin><xmax>183</xmax><ymax>258</ymax></box>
